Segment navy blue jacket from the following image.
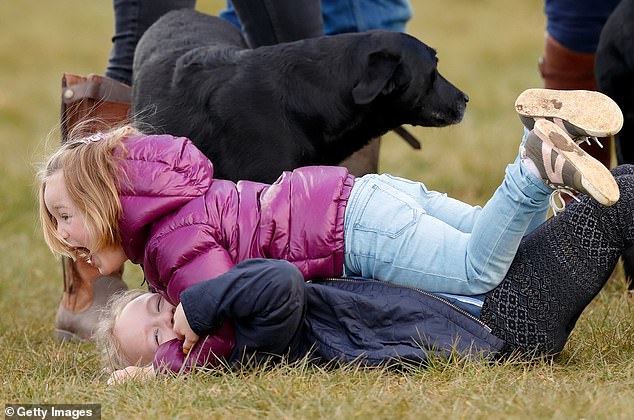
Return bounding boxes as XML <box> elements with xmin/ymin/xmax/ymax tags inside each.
<box><xmin>178</xmin><ymin>259</ymin><xmax>504</xmax><ymax>368</ymax></box>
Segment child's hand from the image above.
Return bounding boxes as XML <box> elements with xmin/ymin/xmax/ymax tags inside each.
<box><xmin>107</xmin><ymin>365</ymin><xmax>155</xmax><ymax>385</ymax></box>
<box><xmin>173</xmin><ymin>302</ymin><xmax>199</xmax><ymax>355</ymax></box>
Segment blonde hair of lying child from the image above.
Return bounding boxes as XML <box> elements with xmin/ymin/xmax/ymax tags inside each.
<box><xmin>96</xmin><ymin>289</ymin><xmax>156</xmax><ymax>385</ymax></box>
<box><xmin>96</xmin><ymin>289</ymin><xmax>147</xmax><ymax>371</ymax></box>
<box><xmin>96</xmin><ymin>288</ymin><xmax>199</xmax><ymax>384</ymax></box>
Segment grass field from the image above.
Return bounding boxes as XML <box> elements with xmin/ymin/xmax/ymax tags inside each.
<box><xmin>1</xmin><ymin>1</ymin><xmax>633</xmax><ymax>418</ymax></box>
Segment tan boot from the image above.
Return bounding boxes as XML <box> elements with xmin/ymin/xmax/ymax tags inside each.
<box><xmin>55</xmin><ymin>73</ymin><xmax>132</xmax><ymax>341</ymax></box>
<box><xmin>61</xmin><ymin>73</ymin><xmax>132</xmax><ymax>138</ymax></box>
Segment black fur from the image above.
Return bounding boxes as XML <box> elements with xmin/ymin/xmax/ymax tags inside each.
<box><xmin>596</xmin><ymin>0</ymin><xmax>634</xmax><ymax>167</ymax></box>
<box><xmin>133</xmin><ymin>9</ymin><xmax>468</xmax><ymax>183</ymax></box>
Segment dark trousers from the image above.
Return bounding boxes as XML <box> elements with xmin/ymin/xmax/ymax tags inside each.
<box><xmin>106</xmin><ymin>0</ymin><xmax>323</xmax><ymax>85</ymax></box>
<box><xmin>482</xmin><ymin>164</ymin><xmax>634</xmax><ymax>355</ymax></box>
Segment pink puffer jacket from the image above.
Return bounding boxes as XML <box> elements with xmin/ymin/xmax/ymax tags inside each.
<box><xmin>117</xmin><ymin>134</ymin><xmax>355</xmax><ymax>305</ymax></box>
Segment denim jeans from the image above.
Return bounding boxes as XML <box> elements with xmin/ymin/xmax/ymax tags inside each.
<box><xmin>220</xmin><ymin>0</ymin><xmax>413</xmax><ymax>34</ymax></box>
<box><xmin>343</xmin><ymin>136</ymin><xmax>552</xmax><ymax>296</ymax></box>
<box><xmin>545</xmin><ymin>0</ymin><xmax>621</xmax><ymax>52</ymax></box>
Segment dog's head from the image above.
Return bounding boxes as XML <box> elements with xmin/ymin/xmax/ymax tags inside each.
<box><xmin>351</xmin><ymin>31</ymin><xmax>468</xmax><ymax>127</ymax></box>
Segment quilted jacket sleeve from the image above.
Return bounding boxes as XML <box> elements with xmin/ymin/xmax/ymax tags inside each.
<box><xmin>152</xmin><ymin>259</ymin><xmax>305</xmax><ymax>374</ymax></box>
<box><xmin>153</xmin><ymin>320</ymin><xmax>235</xmax><ymax>374</ymax></box>
<box><xmin>146</xmin><ymin>224</ymin><xmax>236</xmax><ymax>305</ymax></box>
<box><xmin>180</xmin><ymin>259</ymin><xmax>306</xmax><ymax>357</ymax></box>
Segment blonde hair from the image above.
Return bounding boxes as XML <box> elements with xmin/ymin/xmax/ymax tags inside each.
<box><xmin>38</xmin><ymin>124</ymin><xmax>140</xmax><ymax>258</ymax></box>
<box><xmin>96</xmin><ymin>289</ymin><xmax>150</xmax><ymax>370</ymax></box>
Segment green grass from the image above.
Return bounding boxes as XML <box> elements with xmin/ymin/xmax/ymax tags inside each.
<box><xmin>1</xmin><ymin>0</ymin><xmax>633</xmax><ymax>418</ymax></box>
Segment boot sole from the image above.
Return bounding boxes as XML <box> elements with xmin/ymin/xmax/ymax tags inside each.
<box><xmin>516</xmin><ymin>89</ymin><xmax>623</xmax><ymax>137</ymax></box>
<box><xmin>534</xmin><ymin>120</ymin><xmax>620</xmax><ymax>205</ymax></box>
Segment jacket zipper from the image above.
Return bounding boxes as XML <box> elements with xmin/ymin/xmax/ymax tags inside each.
<box><xmin>313</xmin><ymin>277</ymin><xmax>492</xmax><ymax>333</ymax></box>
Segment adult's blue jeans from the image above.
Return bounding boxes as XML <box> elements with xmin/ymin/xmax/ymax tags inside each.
<box><xmin>343</xmin><ymin>132</ymin><xmax>552</xmax><ymax>296</ymax></box>
<box><xmin>545</xmin><ymin>0</ymin><xmax>621</xmax><ymax>52</ymax></box>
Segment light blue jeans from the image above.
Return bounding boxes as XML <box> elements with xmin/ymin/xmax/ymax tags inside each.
<box><xmin>343</xmin><ymin>133</ymin><xmax>552</xmax><ymax>296</ymax></box>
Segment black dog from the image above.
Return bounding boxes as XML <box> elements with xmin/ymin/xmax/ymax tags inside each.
<box><xmin>133</xmin><ymin>9</ymin><xmax>468</xmax><ymax>183</ymax></box>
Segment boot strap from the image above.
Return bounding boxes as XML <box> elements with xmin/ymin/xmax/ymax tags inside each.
<box><xmin>60</xmin><ymin>73</ymin><xmax>132</xmax><ymax>142</ymax></box>
<box><xmin>62</xmin><ymin>76</ymin><xmax>131</xmax><ymax>105</ymax></box>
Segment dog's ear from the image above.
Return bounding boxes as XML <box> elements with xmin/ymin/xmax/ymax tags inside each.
<box><xmin>352</xmin><ymin>51</ymin><xmax>410</xmax><ymax>105</ymax></box>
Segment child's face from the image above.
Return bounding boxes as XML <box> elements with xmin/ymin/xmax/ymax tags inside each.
<box><xmin>114</xmin><ymin>293</ymin><xmax>178</xmax><ymax>366</ymax></box>
<box><xmin>44</xmin><ymin>171</ymin><xmax>127</xmax><ymax>275</ymax></box>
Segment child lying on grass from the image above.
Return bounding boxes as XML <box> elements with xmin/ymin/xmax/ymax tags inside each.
<box><xmin>99</xmin><ymin>258</ymin><xmax>501</xmax><ymax>384</ymax></box>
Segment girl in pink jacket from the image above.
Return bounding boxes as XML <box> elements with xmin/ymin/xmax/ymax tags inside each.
<box><xmin>39</xmin><ymin>90</ymin><xmax>621</xmax><ymax>369</ymax></box>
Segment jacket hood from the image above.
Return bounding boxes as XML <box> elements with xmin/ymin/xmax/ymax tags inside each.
<box><xmin>117</xmin><ymin>134</ymin><xmax>214</xmax><ymax>263</ymax></box>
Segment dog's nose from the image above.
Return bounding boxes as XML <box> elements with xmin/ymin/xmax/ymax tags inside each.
<box><xmin>463</xmin><ymin>94</ymin><xmax>469</xmax><ymax>103</ymax></box>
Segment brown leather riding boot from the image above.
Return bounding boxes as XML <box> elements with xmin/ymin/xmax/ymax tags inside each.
<box><xmin>61</xmin><ymin>73</ymin><xmax>132</xmax><ymax>137</ymax></box>
<box><xmin>55</xmin><ymin>73</ymin><xmax>132</xmax><ymax>341</ymax></box>
<box><xmin>539</xmin><ymin>33</ymin><xmax>612</xmax><ymax>168</ymax></box>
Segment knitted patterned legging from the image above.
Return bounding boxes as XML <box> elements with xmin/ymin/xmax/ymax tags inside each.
<box><xmin>481</xmin><ymin>164</ymin><xmax>634</xmax><ymax>355</ymax></box>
